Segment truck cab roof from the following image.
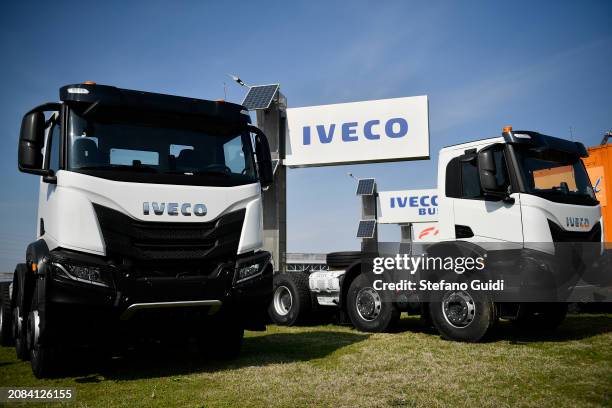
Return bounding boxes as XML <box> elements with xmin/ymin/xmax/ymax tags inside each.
<box><xmin>59</xmin><ymin>83</ymin><xmax>250</xmax><ymax>124</ymax></box>
<box><xmin>440</xmin><ymin>137</ymin><xmax>503</xmax><ymax>153</ymax></box>
<box><xmin>441</xmin><ymin>130</ymin><xmax>588</xmax><ymax>158</ymax></box>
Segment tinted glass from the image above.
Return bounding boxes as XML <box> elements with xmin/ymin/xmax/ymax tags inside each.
<box><xmin>48</xmin><ymin>120</ymin><xmax>60</xmax><ymax>171</ymax></box>
<box><xmin>459</xmin><ymin>148</ymin><xmax>509</xmax><ymax>200</ymax></box>
<box><xmin>516</xmin><ymin>146</ymin><xmax>596</xmax><ymax>205</ymax></box>
<box><xmin>493</xmin><ymin>149</ymin><xmax>510</xmax><ymax>189</ymax></box>
<box><xmin>461</xmin><ymin>160</ymin><xmax>482</xmax><ymax>199</ymax></box>
<box><xmin>67</xmin><ymin>108</ymin><xmax>257</xmax><ymax>187</ymax></box>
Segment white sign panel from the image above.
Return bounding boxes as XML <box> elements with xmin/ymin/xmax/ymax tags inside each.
<box><xmin>285</xmin><ymin>96</ymin><xmax>429</xmax><ymax>167</ymax></box>
<box><xmin>378</xmin><ymin>189</ymin><xmax>438</xmax><ymax>224</ymax></box>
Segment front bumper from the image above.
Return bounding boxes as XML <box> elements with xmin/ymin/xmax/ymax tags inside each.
<box><xmin>464</xmin><ymin>245</ymin><xmax>609</xmax><ymax>302</ymax></box>
<box><xmin>378</xmin><ymin>244</ymin><xmax>610</xmax><ymax>304</ymax></box>
<box><xmin>38</xmin><ymin>249</ymin><xmax>272</xmax><ymax>340</ymax></box>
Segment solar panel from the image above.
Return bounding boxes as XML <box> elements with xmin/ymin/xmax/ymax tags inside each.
<box><xmin>356</xmin><ymin>178</ymin><xmax>375</xmax><ymax>195</ymax></box>
<box><xmin>241</xmin><ymin>84</ymin><xmax>279</xmax><ymax>110</ymax></box>
<box><xmin>356</xmin><ymin>220</ymin><xmax>377</xmax><ymax>239</ymax></box>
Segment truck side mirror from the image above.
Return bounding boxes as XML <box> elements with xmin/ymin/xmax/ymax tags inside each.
<box><xmin>18</xmin><ymin>111</ymin><xmax>46</xmax><ymax>173</ymax></box>
<box><xmin>248</xmin><ymin>125</ymin><xmax>274</xmax><ymax>188</ymax></box>
<box><xmin>477</xmin><ymin>147</ymin><xmax>505</xmax><ymax>196</ymax></box>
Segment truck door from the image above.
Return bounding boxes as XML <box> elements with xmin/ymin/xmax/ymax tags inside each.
<box><xmin>446</xmin><ymin>147</ymin><xmax>523</xmax><ymax>243</ymax></box>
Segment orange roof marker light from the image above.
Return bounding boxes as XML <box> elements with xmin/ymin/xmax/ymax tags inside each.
<box><xmin>83</xmin><ymin>81</ymin><xmax>96</xmax><ymax>85</ymax></box>
<box><xmin>502</xmin><ymin>126</ymin><xmax>513</xmax><ymax>133</ymax></box>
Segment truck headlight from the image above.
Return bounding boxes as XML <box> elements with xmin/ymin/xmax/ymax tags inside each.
<box><xmin>234</xmin><ymin>253</ymin><xmax>271</xmax><ymax>284</ymax></box>
<box><xmin>236</xmin><ymin>264</ymin><xmax>261</xmax><ymax>283</ymax></box>
<box><xmin>51</xmin><ymin>262</ymin><xmax>112</xmax><ymax>287</ymax></box>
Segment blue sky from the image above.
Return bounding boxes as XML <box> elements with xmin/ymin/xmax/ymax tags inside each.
<box><xmin>0</xmin><ymin>1</ymin><xmax>611</xmax><ymax>270</ymax></box>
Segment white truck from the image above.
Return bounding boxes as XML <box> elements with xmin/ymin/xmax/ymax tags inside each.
<box><xmin>0</xmin><ymin>82</ymin><xmax>275</xmax><ymax>377</ymax></box>
<box><xmin>269</xmin><ymin>127</ymin><xmax>604</xmax><ymax>342</ymax></box>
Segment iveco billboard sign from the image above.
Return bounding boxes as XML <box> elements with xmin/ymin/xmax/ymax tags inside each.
<box><xmin>284</xmin><ymin>96</ymin><xmax>429</xmax><ymax>167</ymax></box>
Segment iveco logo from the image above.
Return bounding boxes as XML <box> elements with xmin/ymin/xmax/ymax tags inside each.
<box><xmin>302</xmin><ymin>117</ymin><xmax>408</xmax><ymax>145</ymax></box>
<box><xmin>143</xmin><ymin>202</ymin><xmax>207</xmax><ymax>217</ymax></box>
<box><xmin>566</xmin><ymin>216</ymin><xmax>590</xmax><ymax>229</ymax></box>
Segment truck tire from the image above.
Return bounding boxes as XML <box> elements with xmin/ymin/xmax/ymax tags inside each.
<box><xmin>346</xmin><ymin>273</ymin><xmax>399</xmax><ymax>332</ymax></box>
<box><xmin>512</xmin><ymin>303</ymin><xmax>568</xmax><ymax>331</ymax></box>
<box><xmin>268</xmin><ymin>272</ymin><xmax>311</xmax><ymax>326</ymax></box>
<box><xmin>326</xmin><ymin>251</ymin><xmax>362</xmax><ymax>269</ymax></box>
<box><xmin>28</xmin><ymin>281</ymin><xmax>59</xmax><ymax>378</ymax></box>
<box><xmin>428</xmin><ymin>287</ymin><xmax>496</xmax><ymax>343</ymax></box>
<box><xmin>13</xmin><ymin>264</ymin><xmax>30</xmax><ymax>360</ymax></box>
<box><xmin>0</xmin><ymin>283</ymin><xmax>13</xmax><ymax>346</ymax></box>
<box><xmin>196</xmin><ymin>318</ymin><xmax>244</xmax><ymax>360</ymax></box>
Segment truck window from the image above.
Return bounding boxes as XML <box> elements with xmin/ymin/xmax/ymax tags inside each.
<box><xmin>170</xmin><ymin>144</ymin><xmax>194</xmax><ymax>157</ymax></box>
<box><xmin>110</xmin><ymin>149</ymin><xmax>159</xmax><ymax>166</ymax></box>
<box><xmin>461</xmin><ymin>160</ymin><xmax>483</xmax><ymax>199</ymax></box>
<box><xmin>446</xmin><ymin>149</ymin><xmax>509</xmax><ymax>200</ymax></box>
<box><xmin>515</xmin><ymin>146</ymin><xmax>596</xmax><ymax>205</ymax></box>
<box><xmin>67</xmin><ymin>107</ymin><xmax>258</xmax><ymax>187</ymax></box>
<box><xmin>445</xmin><ymin>157</ymin><xmax>461</xmax><ymax>198</ymax></box>
<box><xmin>223</xmin><ymin>135</ymin><xmax>249</xmax><ymax>174</ymax></box>
<box><xmin>47</xmin><ymin>118</ymin><xmax>60</xmax><ymax>172</ymax></box>
<box><xmin>492</xmin><ymin>149</ymin><xmax>510</xmax><ymax>189</ymax></box>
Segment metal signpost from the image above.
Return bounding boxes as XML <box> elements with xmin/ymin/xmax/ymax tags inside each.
<box><xmin>242</xmin><ymin>84</ymin><xmax>287</xmax><ymax>273</ymax></box>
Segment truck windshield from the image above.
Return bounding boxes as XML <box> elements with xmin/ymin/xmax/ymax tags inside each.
<box><xmin>515</xmin><ymin>146</ymin><xmax>597</xmax><ymax>205</ymax></box>
<box><xmin>66</xmin><ymin>107</ymin><xmax>257</xmax><ymax>186</ymax></box>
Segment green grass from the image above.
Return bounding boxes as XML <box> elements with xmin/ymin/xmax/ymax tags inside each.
<box><xmin>1</xmin><ymin>314</ymin><xmax>611</xmax><ymax>407</ymax></box>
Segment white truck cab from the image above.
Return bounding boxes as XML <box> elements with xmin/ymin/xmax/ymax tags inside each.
<box><xmin>436</xmin><ymin>130</ymin><xmax>600</xmax><ymax>244</ymax></box>
<box><xmin>3</xmin><ymin>82</ymin><xmax>275</xmax><ymax>377</ymax></box>
<box><xmin>271</xmin><ymin>127</ymin><xmax>603</xmax><ymax>342</ymax></box>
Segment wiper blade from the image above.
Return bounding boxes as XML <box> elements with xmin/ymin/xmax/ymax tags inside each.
<box><xmin>76</xmin><ymin>165</ymin><xmax>158</xmax><ymax>173</ymax></box>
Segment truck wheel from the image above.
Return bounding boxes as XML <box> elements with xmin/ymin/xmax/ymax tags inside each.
<box><xmin>268</xmin><ymin>273</ymin><xmax>311</xmax><ymax>326</ymax></box>
<box><xmin>29</xmin><ymin>286</ymin><xmax>58</xmax><ymax>378</ymax></box>
<box><xmin>346</xmin><ymin>273</ymin><xmax>399</xmax><ymax>332</ymax></box>
<box><xmin>429</xmin><ymin>287</ymin><xmax>496</xmax><ymax>342</ymax></box>
<box><xmin>512</xmin><ymin>303</ymin><xmax>568</xmax><ymax>331</ymax></box>
<box><xmin>326</xmin><ymin>251</ymin><xmax>362</xmax><ymax>269</ymax></box>
<box><xmin>197</xmin><ymin>320</ymin><xmax>244</xmax><ymax>360</ymax></box>
<box><xmin>13</xmin><ymin>264</ymin><xmax>29</xmax><ymax>360</ymax></box>
<box><xmin>0</xmin><ymin>283</ymin><xmax>14</xmax><ymax>346</ymax></box>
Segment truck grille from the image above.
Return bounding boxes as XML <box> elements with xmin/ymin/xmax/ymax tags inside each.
<box><xmin>547</xmin><ymin>220</ymin><xmax>601</xmax><ymax>243</ymax></box>
<box><xmin>93</xmin><ymin>204</ymin><xmax>245</xmax><ymax>263</ymax></box>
